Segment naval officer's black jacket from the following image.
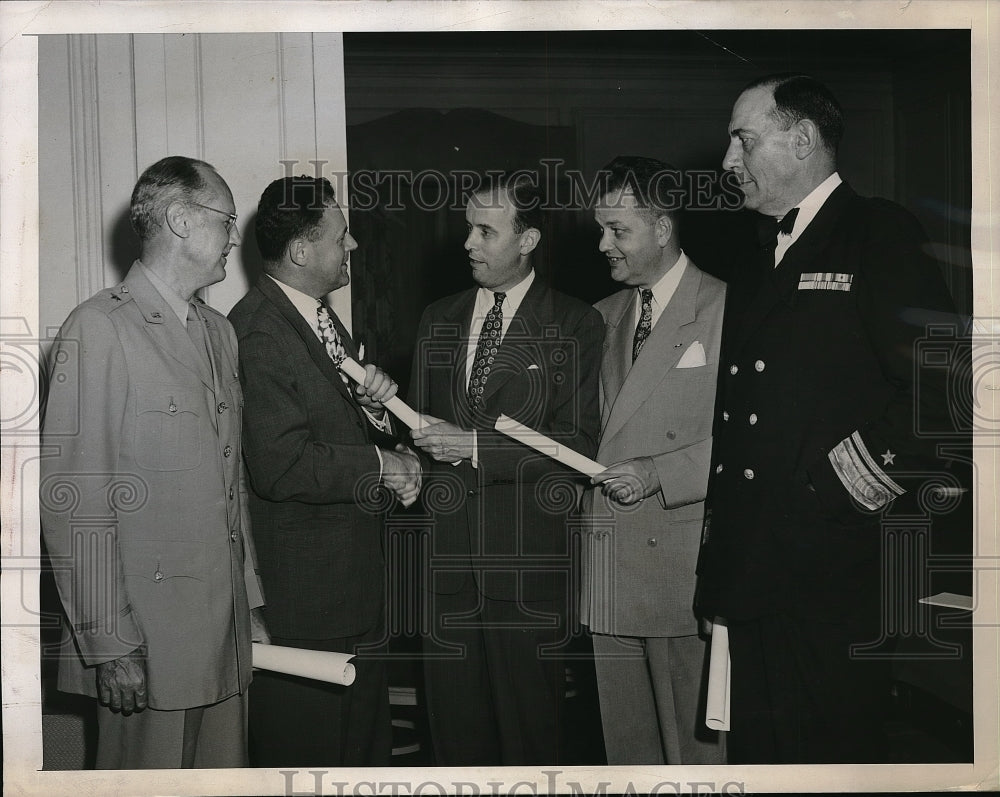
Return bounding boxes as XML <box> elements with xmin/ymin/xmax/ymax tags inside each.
<box><xmin>696</xmin><ymin>181</ymin><xmax>967</xmax><ymax>623</ymax></box>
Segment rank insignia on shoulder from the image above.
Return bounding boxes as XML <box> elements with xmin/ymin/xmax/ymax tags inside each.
<box><xmin>798</xmin><ymin>272</ymin><xmax>853</xmax><ymax>291</ymax></box>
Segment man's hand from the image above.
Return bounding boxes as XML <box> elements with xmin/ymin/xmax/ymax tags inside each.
<box><xmin>410</xmin><ymin>415</ymin><xmax>475</xmax><ymax>463</ymax></box>
<box><xmin>381</xmin><ymin>443</ymin><xmax>422</xmax><ymax>507</ymax></box>
<box><xmin>591</xmin><ymin>457</ymin><xmax>661</xmax><ymax>505</ymax></box>
<box><xmin>353</xmin><ymin>363</ymin><xmax>398</xmax><ymax>414</ymax></box>
<box><xmin>96</xmin><ymin>646</ymin><xmax>148</xmax><ymax>714</ymax></box>
<box><xmin>250</xmin><ymin>606</ymin><xmax>271</xmax><ymax>644</ymax></box>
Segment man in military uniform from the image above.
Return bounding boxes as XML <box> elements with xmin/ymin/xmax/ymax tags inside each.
<box><xmin>41</xmin><ymin>156</ymin><xmax>267</xmax><ymax>768</ymax></box>
<box><xmin>696</xmin><ymin>74</ymin><xmax>960</xmax><ymax>763</ymax></box>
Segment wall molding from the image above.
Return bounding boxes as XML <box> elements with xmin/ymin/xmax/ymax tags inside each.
<box><xmin>67</xmin><ymin>34</ymin><xmax>104</xmax><ymax>305</ymax></box>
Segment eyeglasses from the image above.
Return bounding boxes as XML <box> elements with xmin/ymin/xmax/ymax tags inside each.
<box><xmin>189</xmin><ymin>201</ymin><xmax>238</xmax><ymax>234</ymax></box>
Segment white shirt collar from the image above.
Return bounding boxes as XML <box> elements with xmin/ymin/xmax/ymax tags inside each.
<box><xmin>268</xmin><ymin>274</ymin><xmax>328</xmax><ymax>340</ymax></box>
<box><xmin>140</xmin><ymin>261</ymin><xmax>192</xmax><ymax>326</ymax></box>
<box><xmin>781</xmin><ymin>172</ymin><xmax>842</xmax><ymax>239</ymax></box>
<box><xmin>645</xmin><ymin>251</ymin><xmax>688</xmax><ymax>306</ymax></box>
<box><xmin>473</xmin><ymin>269</ymin><xmax>535</xmax><ymax>320</ymax></box>
<box><xmin>635</xmin><ymin>251</ymin><xmax>688</xmax><ymax>327</ymax></box>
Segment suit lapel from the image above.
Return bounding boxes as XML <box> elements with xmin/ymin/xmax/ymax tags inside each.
<box><xmin>256</xmin><ymin>277</ymin><xmax>358</xmax><ymax>406</ymax></box>
<box><xmin>601</xmin><ymin>264</ymin><xmax>702</xmax><ymax>445</ymax></box>
<box><xmin>125</xmin><ymin>265</ymin><xmax>215</xmax><ymax>391</ymax></box>
<box><xmin>599</xmin><ymin>290</ymin><xmax>634</xmax><ymax>428</ymax></box>
<box><xmin>438</xmin><ymin>289</ymin><xmax>477</xmax><ymax>403</ymax></box>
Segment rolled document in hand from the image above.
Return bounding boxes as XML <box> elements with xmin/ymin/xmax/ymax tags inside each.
<box><xmin>252</xmin><ymin>643</ymin><xmax>356</xmax><ymax>686</ymax></box>
<box><xmin>494</xmin><ymin>414</ymin><xmax>606</xmax><ymax>477</ymax></box>
<box><xmin>337</xmin><ymin>356</ymin><xmax>423</xmax><ymax>429</ymax></box>
<box><xmin>705</xmin><ymin>621</ymin><xmax>731</xmax><ymax>731</ymax></box>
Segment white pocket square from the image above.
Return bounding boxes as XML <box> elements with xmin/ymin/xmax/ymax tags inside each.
<box><xmin>527</xmin><ymin>364</ymin><xmax>540</xmax><ymax>371</ymax></box>
<box><xmin>676</xmin><ymin>341</ymin><xmax>707</xmax><ymax>368</ymax></box>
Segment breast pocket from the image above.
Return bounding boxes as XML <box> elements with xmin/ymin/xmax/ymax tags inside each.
<box><xmin>133</xmin><ymin>383</ymin><xmax>204</xmax><ymax>471</ymax></box>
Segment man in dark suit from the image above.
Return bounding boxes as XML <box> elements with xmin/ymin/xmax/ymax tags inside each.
<box><xmin>230</xmin><ymin>175</ymin><xmax>422</xmax><ymax>766</ymax></box>
<box><xmin>696</xmin><ymin>73</ymin><xmax>960</xmax><ymax>763</ymax></box>
<box><xmin>408</xmin><ymin>174</ymin><xmax>604</xmax><ymax>765</ymax></box>
<box><xmin>582</xmin><ymin>156</ymin><xmax>726</xmax><ymax>765</ymax></box>
<box><xmin>41</xmin><ymin>155</ymin><xmax>266</xmax><ymax>768</ymax></box>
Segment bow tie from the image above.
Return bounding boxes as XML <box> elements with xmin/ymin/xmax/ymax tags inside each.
<box><xmin>756</xmin><ymin>208</ymin><xmax>799</xmax><ymax>247</ymax></box>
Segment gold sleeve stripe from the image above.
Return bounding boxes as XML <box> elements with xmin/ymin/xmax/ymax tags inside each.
<box><xmin>827</xmin><ymin>431</ymin><xmax>905</xmax><ymax>511</ymax></box>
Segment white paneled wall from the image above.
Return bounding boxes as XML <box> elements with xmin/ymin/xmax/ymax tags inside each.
<box><xmin>39</xmin><ymin>32</ymin><xmax>350</xmax><ymax>341</ymax></box>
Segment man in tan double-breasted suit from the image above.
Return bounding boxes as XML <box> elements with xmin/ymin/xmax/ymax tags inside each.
<box><xmin>581</xmin><ymin>156</ymin><xmax>725</xmax><ymax>765</ymax></box>
<box><xmin>41</xmin><ymin>156</ymin><xmax>267</xmax><ymax>768</ymax></box>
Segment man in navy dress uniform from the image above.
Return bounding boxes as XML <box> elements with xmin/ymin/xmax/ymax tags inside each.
<box><xmin>696</xmin><ymin>74</ymin><xmax>963</xmax><ymax>763</ymax></box>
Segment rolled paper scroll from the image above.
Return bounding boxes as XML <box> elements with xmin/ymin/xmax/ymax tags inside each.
<box><xmin>919</xmin><ymin>592</ymin><xmax>973</xmax><ymax>610</ymax></box>
<box><xmin>494</xmin><ymin>413</ymin><xmax>606</xmax><ymax>478</ymax></box>
<box><xmin>337</xmin><ymin>356</ymin><xmax>423</xmax><ymax>429</ymax></box>
<box><xmin>252</xmin><ymin>643</ymin><xmax>356</xmax><ymax>686</ymax></box>
<box><xmin>705</xmin><ymin>621</ymin><xmax>731</xmax><ymax>731</ymax></box>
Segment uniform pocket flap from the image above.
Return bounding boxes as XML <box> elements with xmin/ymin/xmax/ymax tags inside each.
<box><xmin>133</xmin><ymin>383</ymin><xmax>204</xmax><ymax>471</ymax></box>
<box><xmin>134</xmin><ymin>383</ymin><xmax>203</xmax><ymax>417</ymax></box>
<box><xmin>123</xmin><ymin>539</ymin><xmax>208</xmax><ymax>582</ymax></box>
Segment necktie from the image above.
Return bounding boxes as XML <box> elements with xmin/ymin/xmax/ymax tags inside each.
<box><xmin>186</xmin><ymin>304</ymin><xmax>213</xmax><ymax>373</ymax></box>
<box><xmin>467</xmin><ymin>292</ymin><xmax>505</xmax><ymax>409</ymax></box>
<box><xmin>316</xmin><ymin>302</ymin><xmax>351</xmax><ymax>384</ymax></box>
<box><xmin>758</xmin><ymin>208</ymin><xmax>799</xmax><ymax>268</ymax></box>
<box><xmin>632</xmin><ymin>288</ymin><xmax>654</xmax><ymax>363</ymax></box>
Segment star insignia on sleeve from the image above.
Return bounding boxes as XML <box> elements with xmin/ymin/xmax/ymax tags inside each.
<box><xmin>881</xmin><ymin>450</ymin><xmax>896</xmax><ymax>466</ymax></box>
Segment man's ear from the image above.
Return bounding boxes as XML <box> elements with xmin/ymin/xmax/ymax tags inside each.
<box><xmin>519</xmin><ymin>227</ymin><xmax>541</xmax><ymax>255</ymax></box>
<box><xmin>793</xmin><ymin>118</ymin><xmax>820</xmax><ymax>160</ymax></box>
<box><xmin>164</xmin><ymin>201</ymin><xmax>190</xmax><ymax>238</ymax></box>
<box><xmin>288</xmin><ymin>237</ymin><xmax>309</xmax><ymax>267</ymax></box>
<box><xmin>654</xmin><ymin>214</ymin><xmax>673</xmax><ymax>248</ymax></box>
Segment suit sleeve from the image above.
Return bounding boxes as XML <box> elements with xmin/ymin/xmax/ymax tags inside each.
<box><xmin>40</xmin><ymin>306</ymin><xmax>144</xmax><ymax>665</ymax></box>
<box><xmin>238</xmin><ymin>327</ymin><xmax>381</xmax><ymax>504</ymax></box>
<box><xmin>473</xmin><ymin>305</ymin><xmax>605</xmax><ymax>484</ymax></box>
<box><xmin>230</xmin><ymin>325</ymin><xmax>265</xmax><ymax>610</ymax></box>
<box><xmin>806</xmin><ymin>203</ymin><xmax>961</xmax><ymax>514</ymax></box>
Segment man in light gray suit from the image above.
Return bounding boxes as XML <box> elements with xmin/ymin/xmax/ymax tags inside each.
<box><xmin>581</xmin><ymin>156</ymin><xmax>726</xmax><ymax>765</ymax></box>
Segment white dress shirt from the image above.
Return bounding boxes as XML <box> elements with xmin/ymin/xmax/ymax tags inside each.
<box><xmin>774</xmin><ymin>172</ymin><xmax>842</xmax><ymax>267</ymax></box>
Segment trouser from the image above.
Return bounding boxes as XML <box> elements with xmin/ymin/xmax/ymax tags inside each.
<box><xmin>591</xmin><ymin>632</ymin><xmax>725</xmax><ymax>765</ymax></box>
<box><xmin>249</xmin><ymin>626</ymin><xmax>392</xmax><ymax>767</ymax></box>
<box><xmin>96</xmin><ymin>690</ymin><xmax>248</xmax><ymax>769</ymax></box>
<box><xmin>727</xmin><ymin>613</ymin><xmax>891</xmax><ymax>763</ymax></box>
<box><xmin>422</xmin><ymin>584</ymin><xmax>567</xmax><ymax>765</ymax></box>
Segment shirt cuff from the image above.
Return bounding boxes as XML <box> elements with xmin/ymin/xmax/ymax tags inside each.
<box><xmin>373</xmin><ymin>444</ymin><xmax>384</xmax><ymax>481</ymax></box>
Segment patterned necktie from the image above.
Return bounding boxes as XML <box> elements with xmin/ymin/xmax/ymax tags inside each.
<box><xmin>632</xmin><ymin>288</ymin><xmax>654</xmax><ymax>363</ymax></box>
<box><xmin>467</xmin><ymin>292</ymin><xmax>506</xmax><ymax>409</ymax></box>
<box><xmin>316</xmin><ymin>302</ymin><xmax>350</xmax><ymax>384</ymax></box>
